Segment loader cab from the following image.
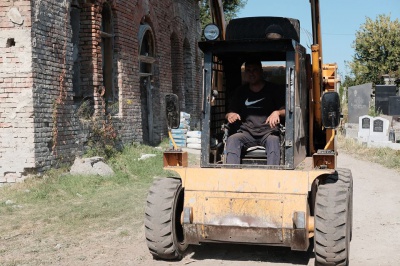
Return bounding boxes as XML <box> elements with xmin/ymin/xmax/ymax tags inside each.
<box><xmin>236</xmin><ymin>60</ymin><xmax>286</xmax><ymax>166</ymax></box>
<box><xmin>199</xmin><ymin>19</ymin><xmax>310</xmax><ymax>169</ymax></box>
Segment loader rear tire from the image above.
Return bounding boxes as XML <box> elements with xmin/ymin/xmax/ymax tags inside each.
<box><xmin>314</xmin><ymin>169</ymin><xmax>353</xmax><ymax>266</ymax></box>
<box><xmin>145</xmin><ymin>177</ymin><xmax>187</xmax><ymax>260</ymax></box>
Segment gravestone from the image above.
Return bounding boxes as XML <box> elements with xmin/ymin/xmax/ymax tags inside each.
<box><xmin>344</xmin><ymin>123</ymin><xmax>358</xmax><ymax>139</ymax></box>
<box><xmin>358</xmin><ymin>115</ymin><xmax>372</xmax><ymax>142</ymax></box>
<box><xmin>348</xmin><ymin>83</ymin><xmax>372</xmax><ymax>123</ymax></box>
<box><xmin>389</xmin><ymin>96</ymin><xmax>400</xmax><ymax>116</ymax></box>
<box><xmin>369</xmin><ymin>117</ymin><xmax>390</xmax><ymax>142</ymax></box>
<box><xmin>375</xmin><ymin>85</ymin><xmax>397</xmax><ymax>115</ymax></box>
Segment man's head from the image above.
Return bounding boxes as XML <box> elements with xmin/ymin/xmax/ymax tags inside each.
<box><xmin>244</xmin><ymin>60</ymin><xmax>263</xmax><ymax>85</ymax></box>
<box><xmin>245</xmin><ymin>60</ymin><xmax>262</xmax><ymax>69</ymax></box>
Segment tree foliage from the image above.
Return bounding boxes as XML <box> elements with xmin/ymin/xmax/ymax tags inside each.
<box><xmin>346</xmin><ymin>14</ymin><xmax>400</xmax><ymax>86</ymax></box>
<box><xmin>199</xmin><ymin>0</ymin><xmax>247</xmax><ymax>29</ymax></box>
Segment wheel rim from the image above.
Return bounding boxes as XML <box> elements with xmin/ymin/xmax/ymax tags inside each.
<box><xmin>173</xmin><ymin>186</ymin><xmax>185</xmax><ymax>249</ymax></box>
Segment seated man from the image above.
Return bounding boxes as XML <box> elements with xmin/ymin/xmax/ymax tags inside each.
<box><xmin>225</xmin><ymin>60</ymin><xmax>285</xmax><ymax>165</ymax></box>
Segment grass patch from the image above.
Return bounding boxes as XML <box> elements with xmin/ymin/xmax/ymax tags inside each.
<box><xmin>0</xmin><ymin>142</ymin><xmax>176</xmax><ymax>241</ymax></box>
<box><xmin>338</xmin><ymin>134</ymin><xmax>400</xmax><ymax>172</ymax></box>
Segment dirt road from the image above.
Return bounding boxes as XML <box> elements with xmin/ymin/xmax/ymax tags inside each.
<box><xmin>133</xmin><ymin>152</ymin><xmax>400</xmax><ymax>266</ymax></box>
<box><xmin>3</xmin><ymin>152</ymin><xmax>399</xmax><ymax>266</ymax></box>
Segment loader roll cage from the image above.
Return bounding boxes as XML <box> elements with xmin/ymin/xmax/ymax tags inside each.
<box><xmin>199</xmin><ymin>38</ymin><xmax>310</xmax><ymax>170</ymax></box>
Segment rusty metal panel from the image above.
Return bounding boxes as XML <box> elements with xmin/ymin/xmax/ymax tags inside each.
<box><xmin>281</xmin><ymin>194</ymin><xmax>308</xmax><ymax>228</ymax></box>
<box><xmin>313</xmin><ymin>150</ymin><xmax>335</xmax><ymax>169</ymax></box>
<box><xmin>184</xmin><ymin>191</ymin><xmax>309</xmax><ymax>238</ymax></box>
<box><xmin>171</xmin><ymin>162</ymin><xmax>334</xmax><ymax>192</ymax></box>
<box><xmin>200</xmin><ymin>225</ymin><xmax>284</xmax><ymax>244</ymax></box>
<box><xmin>183</xmin><ymin>224</ymin><xmax>200</xmax><ymax>245</ymax></box>
<box><xmin>173</xmin><ymin>163</ymin><xmax>333</xmax><ymax>249</ymax></box>
<box><xmin>163</xmin><ymin>151</ymin><xmax>188</xmax><ymax>167</ymax></box>
<box><xmin>186</xmin><ymin>225</ymin><xmax>309</xmax><ymax>251</ymax></box>
<box><xmin>183</xmin><ymin>168</ymin><xmax>310</xmax><ymax>194</ymax></box>
<box><xmin>291</xmin><ymin>229</ymin><xmax>309</xmax><ymax>250</ymax></box>
<box><xmin>203</xmin><ymin>197</ymin><xmax>283</xmax><ymax>228</ymax></box>
<box><xmin>185</xmin><ymin>191</ymin><xmax>284</xmax><ymax>225</ymax></box>
<box><xmin>182</xmin><ymin>185</ymin><xmax>312</xmax><ymax>249</ymax></box>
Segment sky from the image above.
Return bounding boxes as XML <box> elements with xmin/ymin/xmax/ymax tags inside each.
<box><xmin>238</xmin><ymin>0</ymin><xmax>400</xmax><ymax>77</ymax></box>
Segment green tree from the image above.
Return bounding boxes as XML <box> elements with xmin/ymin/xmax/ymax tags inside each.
<box><xmin>199</xmin><ymin>0</ymin><xmax>247</xmax><ymax>29</ymax></box>
<box><xmin>346</xmin><ymin>14</ymin><xmax>400</xmax><ymax>85</ymax></box>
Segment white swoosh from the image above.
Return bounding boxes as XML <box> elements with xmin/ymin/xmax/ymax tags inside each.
<box><xmin>245</xmin><ymin>98</ymin><xmax>265</xmax><ymax>106</ymax></box>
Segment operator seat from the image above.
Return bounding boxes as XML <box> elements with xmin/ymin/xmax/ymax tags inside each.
<box><xmin>241</xmin><ymin>146</ymin><xmax>269</xmax><ymax>165</ymax></box>
<box><xmin>241</xmin><ymin>126</ymin><xmax>285</xmax><ymax>165</ymax></box>
<box><xmin>223</xmin><ymin>123</ymin><xmax>285</xmax><ymax>165</ymax></box>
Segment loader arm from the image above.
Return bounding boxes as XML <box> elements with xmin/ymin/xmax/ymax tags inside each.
<box><xmin>209</xmin><ymin>0</ymin><xmax>226</xmax><ymax>40</ymax></box>
<box><xmin>309</xmin><ymin>0</ymin><xmax>338</xmax><ymax>152</ymax></box>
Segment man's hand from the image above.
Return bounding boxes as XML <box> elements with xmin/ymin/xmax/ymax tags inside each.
<box><xmin>226</xmin><ymin>112</ymin><xmax>241</xmax><ymax>124</ymax></box>
<box><xmin>266</xmin><ymin>110</ymin><xmax>281</xmax><ymax>128</ymax></box>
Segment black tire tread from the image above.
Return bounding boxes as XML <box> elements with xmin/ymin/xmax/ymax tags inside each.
<box><xmin>314</xmin><ymin>168</ymin><xmax>353</xmax><ymax>266</ymax></box>
<box><xmin>144</xmin><ymin>177</ymin><xmax>186</xmax><ymax>260</ymax></box>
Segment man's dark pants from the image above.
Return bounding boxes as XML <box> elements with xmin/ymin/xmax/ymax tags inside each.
<box><xmin>225</xmin><ymin>130</ymin><xmax>280</xmax><ymax>165</ymax></box>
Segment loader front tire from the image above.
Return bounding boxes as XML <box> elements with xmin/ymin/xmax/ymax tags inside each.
<box><xmin>314</xmin><ymin>169</ymin><xmax>353</xmax><ymax>266</ymax></box>
<box><xmin>145</xmin><ymin>177</ymin><xmax>187</xmax><ymax>260</ymax></box>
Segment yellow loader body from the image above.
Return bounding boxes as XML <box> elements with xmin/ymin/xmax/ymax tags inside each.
<box><xmin>170</xmin><ymin>159</ymin><xmax>334</xmax><ymax>251</ymax></box>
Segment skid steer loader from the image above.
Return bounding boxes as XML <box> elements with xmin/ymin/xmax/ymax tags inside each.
<box><xmin>145</xmin><ymin>1</ymin><xmax>353</xmax><ymax>265</ymax></box>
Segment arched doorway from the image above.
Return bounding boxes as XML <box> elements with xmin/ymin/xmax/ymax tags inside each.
<box><xmin>138</xmin><ymin>24</ymin><xmax>156</xmax><ymax>144</ymax></box>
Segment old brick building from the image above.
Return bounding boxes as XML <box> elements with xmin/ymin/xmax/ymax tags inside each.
<box><xmin>0</xmin><ymin>0</ymin><xmax>203</xmax><ymax>181</ymax></box>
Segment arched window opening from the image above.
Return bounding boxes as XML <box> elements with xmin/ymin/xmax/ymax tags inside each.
<box><xmin>139</xmin><ymin>25</ymin><xmax>156</xmax><ymax>76</ymax></box>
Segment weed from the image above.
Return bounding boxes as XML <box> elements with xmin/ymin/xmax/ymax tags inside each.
<box><xmin>338</xmin><ymin>134</ymin><xmax>400</xmax><ymax>172</ymax></box>
<box><xmin>76</xmin><ymin>98</ymin><xmax>95</xmax><ymax>120</ymax></box>
<box><xmin>368</xmin><ymin>102</ymin><xmax>382</xmax><ymax>117</ymax></box>
<box><xmin>85</xmin><ymin>120</ymin><xmax>119</xmax><ymax>159</ymax></box>
<box><xmin>118</xmin><ymin>230</ymin><xmax>130</xmax><ymax>237</ymax></box>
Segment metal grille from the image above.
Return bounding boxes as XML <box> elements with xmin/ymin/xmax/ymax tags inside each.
<box><xmin>210</xmin><ymin>57</ymin><xmax>226</xmax><ymax>141</ymax></box>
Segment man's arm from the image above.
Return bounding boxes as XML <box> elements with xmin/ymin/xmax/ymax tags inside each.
<box><xmin>266</xmin><ymin>83</ymin><xmax>286</xmax><ymax>128</ymax></box>
<box><xmin>226</xmin><ymin>87</ymin><xmax>242</xmax><ymax>124</ymax></box>
<box><xmin>226</xmin><ymin>112</ymin><xmax>241</xmax><ymax>124</ymax></box>
<box><xmin>266</xmin><ymin>108</ymin><xmax>285</xmax><ymax>128</ymax></box>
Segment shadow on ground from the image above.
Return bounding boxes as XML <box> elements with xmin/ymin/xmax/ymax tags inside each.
<box><xmin>186</xmin><ymin>242</ymin><xmax>314</xmax><ymax>265</ymax></box>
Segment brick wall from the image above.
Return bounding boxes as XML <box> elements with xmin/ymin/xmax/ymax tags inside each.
<box><xmin>0</xmin><ymin>0</ymin><xmax>203</xmax><ymax>180</ymax></box>
<box><xmin>31</xmin><ymin>0</ymin><xmax>80</xmax><ymax>172</ymax></box>
<box><xmin>0</xmin><ymin>0</ymin><xmax>34</xmax><ymax>181</ymax></box>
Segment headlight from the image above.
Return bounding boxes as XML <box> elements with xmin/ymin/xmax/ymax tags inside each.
<box><xmin>203</xmin><ymin>24</ymin><xmax>220</xmax><ymax>41</ymax></box>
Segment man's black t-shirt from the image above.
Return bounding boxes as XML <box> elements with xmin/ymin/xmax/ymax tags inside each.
<box><xmin>228</xmin><ymin>81</ymin><xmax>285</xmax><ymax>137</ymax></box>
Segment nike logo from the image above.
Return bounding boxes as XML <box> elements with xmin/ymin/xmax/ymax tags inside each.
<box><xmin>245</xmin><ymin>98</ymin><xmax>265</xmax><ymax>106</ymax></box>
